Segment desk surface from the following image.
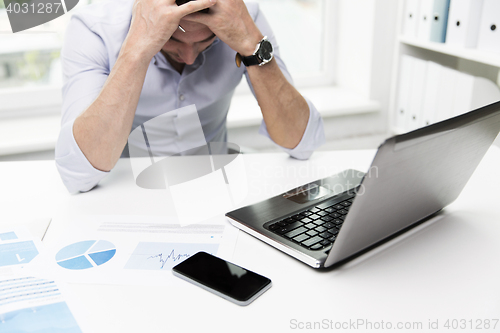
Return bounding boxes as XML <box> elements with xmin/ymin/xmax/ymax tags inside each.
<box><xmin>2</xmin><ymin>148</ymin><xmax>500</xmax><ymax>332</ymax></box>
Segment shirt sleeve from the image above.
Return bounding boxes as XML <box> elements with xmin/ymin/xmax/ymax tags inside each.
<box><xmin>244</xmin><ymin>4</ymin><xmax>325</xmax><ymax>160</ymax></box>
<box><xmin>55</xmin><ymin>16</ymin><xmax>110</xmax><ymax>193</ymax></box>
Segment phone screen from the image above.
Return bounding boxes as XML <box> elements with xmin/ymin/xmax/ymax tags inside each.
<box><xmin>172</xmin><ymin>252</ymin><xmax>271</xmax><ymax>305</ymax></box>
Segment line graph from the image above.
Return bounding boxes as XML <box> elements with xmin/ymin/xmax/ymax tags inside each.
<box><xmin>147</xmin><ymin>250</ymin><xmax>191</xmax><ymax>269</ymax></box>
<box><xmin>124</xmin><ymin>242</ymin><xmax>219</xmax><ymax>270</ymax></box>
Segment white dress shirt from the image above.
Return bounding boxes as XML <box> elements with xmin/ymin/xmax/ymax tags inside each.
<box><xmin>55</xmin><ymin>0</ymin><xmax>325</xmax><ymax>193</ymax></box>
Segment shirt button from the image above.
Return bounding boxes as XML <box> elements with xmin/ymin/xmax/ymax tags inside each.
<box><xmin>179</xmin><ymin>94</ymin><xmax>185</xmax><ymax>101</ymax></box>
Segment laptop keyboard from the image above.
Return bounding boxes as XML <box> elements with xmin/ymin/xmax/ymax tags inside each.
<box><xmin>266</xmin><ymin>195</ymin><xmax>355</xmax><ymax>251</ymax></box>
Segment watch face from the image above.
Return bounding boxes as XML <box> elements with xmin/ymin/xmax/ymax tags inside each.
<box><xmin>258</xmin><ymin>40</ymin><xmax>273</xmax><ymax>61</ymax></box>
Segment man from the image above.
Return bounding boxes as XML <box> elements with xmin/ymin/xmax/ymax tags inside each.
<box><xmin>55</xmin><ymin>0</ymin><xmax>325</xmax><ymax>193</ymax></box>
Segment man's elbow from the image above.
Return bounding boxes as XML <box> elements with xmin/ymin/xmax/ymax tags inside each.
<box><xmin>55</xmin><ymin>159</ymin><xmax>100</xmax><ymax>193</ymax></box>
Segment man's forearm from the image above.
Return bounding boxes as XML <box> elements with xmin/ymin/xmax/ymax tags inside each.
<box><xmin>247</xmin><ymin>59</ymin><xmax>309</xmax><ymax>149</ymax></box>
<box><xmin>182</xmin><ymin>1</ymin><xmax>309</xmax><ymax>149</ymax></box>
<box><xmin>73</xmin><ymin>45</ymin><xmax>151</xmax><ymax>172</ymax></box>
<box><xmin>72</xmin><ymin>0</ymin><xmax>216</xmax><ymax>173</ymax></box>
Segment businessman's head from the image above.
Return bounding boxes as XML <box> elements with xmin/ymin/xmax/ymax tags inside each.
<box><xmin>162</xmin><ymin>0</ymin><xmax>215</xmax><ymax>66</ymax></box>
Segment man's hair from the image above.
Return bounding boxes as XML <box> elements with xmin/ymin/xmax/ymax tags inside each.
<box><xmin>175</xmin><ymin>0</ymin><xmax>210</xmax><ymax>13</ymax></box>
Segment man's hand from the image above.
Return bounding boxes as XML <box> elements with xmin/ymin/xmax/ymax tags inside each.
<box><xmin>126</xmin><ymin>0</ymin><xmax>217</xmax><ymax>60</ymax></box>
<box><xmin>184</xmin><ymin>0</ymin><xmax>310</xmax><ymax>150</ymax></box>
<box><xmin>73</xmin><ymin>0</ymin><xmax>216</xmax><ymax>173</ymax></box>
<box><xmin>182</xmin><ymin>0</ymin><xmax>263</xmax><ymax>56</ymax></box>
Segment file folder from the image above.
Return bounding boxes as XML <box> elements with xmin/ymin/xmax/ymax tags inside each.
<box><xmin>469</xmin><ymin>76</ymin><xmax>500</xmax><ymax>110</ymax></box>
<box><xmin>403</xmin><ymin>0</ymin><xmax>420</xmax><ymax>38</ymax></box>
<box><xmin>421</xmin><ymin>61</ymin><xmax>443</xmax><ymax>126</ymax></box>
<box><xmin>477</xmin><ymin>0</ymin><xmax>500</xmax><ymax>53</ymax></box>
<box><xmin>396</xmin><ymin>55</ymin><xmax>415</xmax><ymax>132</ymax></box>
<box><xmin>446</xmin><ymin>0</ymin><xmax>484</xmax><ymax>48</ymax></box>
<box><xmin>407</xmin><ymin>58</ymin><xmax>427</xmax><ymax>131</ymax></box>
<box><xmin>434</xmin><ymin>66</ymin><xmax>456</xmax><ymax>122</ymax></box>
<box><xmin>430</xmin><ymin>0</ymin><xmax>451</xmax><ymax>43</ymax></box>
<box><xmin>417</xmin><ymin>0</ymin><xmax>434</xmax><ymax>41</ymax></box>
<box><xmin>452</xmin><ymin>71</ymin><xmax>475</xmax><ymax>116</ymax></box>
<box><xmin>453</xmin><ymin>72</ymin><xmax>500</xmax><ymax>116</ymax></box>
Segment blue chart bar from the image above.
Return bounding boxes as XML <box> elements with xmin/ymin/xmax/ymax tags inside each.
<box><xmin>124</xmin><ymin>242</ymin><xmax>219</xmax><ymax>270</ymax></box>
<box><xmin>0</xmin><ymin>302</ymin><xmax>82</xmax><ymax>333</ymax></box>
<box><xmin>0</xmin><ymin>232</ymin><xmax>18</xmax><ymax>241</ymax></box>
<box><xmin>0</xmin><ymin>241</ymin><xmax>38</xmax><ymax>267</ymax></box>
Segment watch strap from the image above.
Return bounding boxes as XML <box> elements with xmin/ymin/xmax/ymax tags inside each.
<box><xmin>234</xmin><ymin>36</ymin><xmax>272</xmax><ymax>68</ymax></box>
<box><xmin>241</xmin><ymin>55</ymin><xmax>261</xmax><ymax>67</ymax></box>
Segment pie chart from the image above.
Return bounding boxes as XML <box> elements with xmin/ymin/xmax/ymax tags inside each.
<box><xmin>56</xmin><ymin>240</ymin><xmax>116</xmax><ymax>270</ymax></box>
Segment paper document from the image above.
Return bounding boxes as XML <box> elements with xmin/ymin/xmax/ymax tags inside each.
<box><xmin>37</xmin><ymin>215</ymin><xmax>239</xmax><ymax>286</ymax></box>
<box><xmin>0</xmin><ymin>276</ymin><xmax>83</xmax><ymax>333</ymax></box>
<box><xmin>0</xmin><ymin>218</ymin><xmax>52</xmax><ymax>242</ymax></box>
<box><xmin>0</xmin><ymin>227</ymin><xmax>84</xmax><ymax>333</ymax></box>
<box><xmin>0</xmin><ymin>227</ymin><xmax>45</xmax><ymax>275</ymax></box>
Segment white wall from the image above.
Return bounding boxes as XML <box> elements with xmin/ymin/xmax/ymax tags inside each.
<box><xmin>336</xmin><ymin>0</ymin><xmax>376</xmax><ymax>98</ymax></box>
<box><xmin>323</xmin><ymin>0</ymin><xmax>398</xmax><ymax>143</ymax></box>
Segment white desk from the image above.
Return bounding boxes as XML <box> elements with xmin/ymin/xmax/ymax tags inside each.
<box><xmin>2</xmin><ymin>148</ymin><xmax>500</xmax><ymax>332</ymax></box>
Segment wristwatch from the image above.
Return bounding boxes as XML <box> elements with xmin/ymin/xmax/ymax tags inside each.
<box><xmin>235</xmin><ymin>36</ymin><xmax>274</xmax><ymax>67</ymax></box>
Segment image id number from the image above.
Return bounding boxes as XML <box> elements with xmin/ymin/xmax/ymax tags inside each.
<box><xmin>6</xmin><ymin>2</ymin><xmax>62</xmax><ymax>14</ymax></box>
<box><xmin>444</xmin><ymin>319</ymin><xmax>499</xmax><ymax>330</ymax></box>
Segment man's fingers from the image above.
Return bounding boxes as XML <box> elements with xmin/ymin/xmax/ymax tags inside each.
<box><xmin>177</xmin><ymin>0</ymin><xmax>216</xmax><ymax>17</ymax></box>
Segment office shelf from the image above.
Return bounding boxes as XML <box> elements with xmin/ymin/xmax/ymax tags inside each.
<box><xmin>389</xmin><ymin>1</ymin><xmax>500</xmax><ymax>135</ymax></box>
<box><xmin>399</xmin><ymin>36</ymin><xmax>500</xmax><ymax>68</ymax></box>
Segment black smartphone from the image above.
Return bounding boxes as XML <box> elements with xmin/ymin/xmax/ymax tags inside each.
<box><xmin>172</xmin><ymin>252</ymin><xmax>272</xmax><ymax>306</ymax></box>
<box><xmin>175</xmin><ymin>0</ymin><xmax>210</xmax><ymax>14</ymax></box>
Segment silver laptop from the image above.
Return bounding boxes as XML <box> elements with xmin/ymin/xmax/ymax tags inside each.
<box><xmin>226</xmin><ymin>101</ymin><xmax>500</xmax><ymax>269</ymax></box>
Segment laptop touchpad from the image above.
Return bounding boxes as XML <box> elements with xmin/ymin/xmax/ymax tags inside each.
<box><xmin>283</xmin><ymin>184</ymin><xmax>332</xmax><ymax>204</ymax></box>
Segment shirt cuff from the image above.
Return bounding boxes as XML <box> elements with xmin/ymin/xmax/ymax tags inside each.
<box><xmin>55</xmin><ymin>118</ymin><xmax>109</xmax><ymax>193</ymax></box>
<box><xmin>258</xmin><ymin>97</ymin><xmax>325</xmax><ymax>160</ymax></box>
